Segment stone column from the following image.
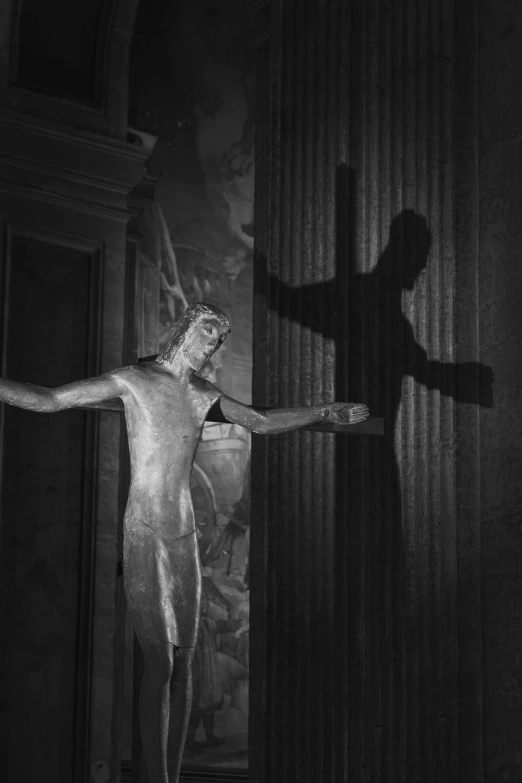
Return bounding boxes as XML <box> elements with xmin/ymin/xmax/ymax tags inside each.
<box><xmin>250</xmin><ymin>1</ymin><xmax>482</xmax><ymax>781</ymax></box>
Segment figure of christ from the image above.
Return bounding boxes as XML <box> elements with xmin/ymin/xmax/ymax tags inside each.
<box><xmin>0</xmin><ymin>302</ymin><xmax>369</xmax><ymax>783</ymax></box>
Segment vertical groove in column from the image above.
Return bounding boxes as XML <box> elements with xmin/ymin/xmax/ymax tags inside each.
<box><xmin>326</xmin><ymin>2</ymin><xmax>344</xmax><ymax>779</ymax></box>
<box><xmin>310</xmin><ymin>19</ymin><xmax>319</xmax><ymax>782</ymax></box>
<box><xmin>429</xmin><ymin>0</ymin><xmax>441</xmax><ymax>778</ymax></box>
<box><xmin>426</xmin><ymin>0</ymin><xmax>438</xmax><ymax>777</ymax></box>
<box><xmin>297</xmin><ymin>2</ymin><xmax>311</xmax><ymax>777</ymax></box>
<box><xmin>453</xmin><ymin>0</ymin><xmax>482</xmax><ymax>777</ymax></box>
<box><xmin>301</xmin><ymin>2</ymin><xmax>315</xmax><ymax>778</ymax></box>
<box><xmin>380</xmin><ymin>2</ymin><xmax>394</xmax><ymax>778</ymax></box>
<box><xmin>390</xmin><ymin>1</ymin><xmax>406</xmax><ymax>779</ymax></box>
<box><xmin>424</xmin><ymin>1</ymin><xmax>436</xmax><ymax>780</ymax></box>
<box><xmin>365</xmin><ymin>2</ymin><xmax>382</xmax><ymax>779</ymax></box>
<box><xmin>290</xmin><ymin>2</ymin><xmax>306</xmax><ymax>778</ymax></box>
<box><xmin>278</xmin><ymin>5</ymin><xmax>289</xmax><ymax>768</ymax></box>
<box><xmin>337</xmin><ymin>0</ymin><xmax>367</xmax><ymax>779</ymax></box>
<box><xmin>314</xmin><ymin>0</ymin><xmax>329</xmax><ymax>778</ymax></box>
<box><xmin>265</xmin><ymin>1</ymin><xmax>284</xmax><ymax>780</ymax></box>
<box><xmin>416</xmin><ymin>0</ymin><xmax>431</xmax><ymax>779</ymax></box>
<box><xmin>277</xmin><ymin>2</ymin><xmax>296</xmax><ymax>778</ymax></box>
<box><xmin>440</xmin><ymin>1</ymin><xmax>458</xmax><ymax>777</ymax></box>
<box><xmin>403</xmin><ymin>0</ymin><xmax>420</xmax><ymax>778</ymax></box>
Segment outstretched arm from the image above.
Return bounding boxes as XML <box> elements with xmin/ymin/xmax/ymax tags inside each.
<box><xmin>0</xmin><ymin>371</ymin><xmax>124</xmax><ymax>412</ymax></box>
<box><xmin>218</xmin><ymin>394</ymin><xmax>369</xmax><ymax>435</ymax></box>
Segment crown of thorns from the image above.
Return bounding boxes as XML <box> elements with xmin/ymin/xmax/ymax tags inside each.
<box><xmin>158</xmin><ymin>302</ymin><xmax>231</xmax><ymax>364</ymax></box>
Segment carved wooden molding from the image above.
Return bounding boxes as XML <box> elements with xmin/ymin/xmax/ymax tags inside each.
<box><xmin>0</xmin><ymin>222</ymin><xmax>104</xmax><ymax>783</ymax></box>
<box><xmin>0</xmin><ymin>109</ymin><xmax>148</xmax><ymax>218</ymax></box>
<box><xmin>0</xmin><ymin>0</ymin><xmax>141</xmax><ymax>138</ymax></box>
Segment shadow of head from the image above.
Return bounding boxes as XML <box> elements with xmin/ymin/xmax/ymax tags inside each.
<box><xmin>383</xmin><ymin>210</ymin><xmax>432</xmax><ymax>290</ymax></box>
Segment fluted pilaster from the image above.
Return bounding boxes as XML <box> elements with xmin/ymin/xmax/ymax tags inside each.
<box><xmin>251</xmin><ymin>1</ymin><xmax>477</xmax><ymax>781</ymax></box>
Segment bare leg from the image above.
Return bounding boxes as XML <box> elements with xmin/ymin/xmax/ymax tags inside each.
<box><xmin>167</xmin><ymin>646</ymin><xmax>195</xmax><ymax>782</ymax></box>
<box><xmin>139</xmin><ymin>638</ymin><xmax>175</xmax><ymax>783</ymax></box>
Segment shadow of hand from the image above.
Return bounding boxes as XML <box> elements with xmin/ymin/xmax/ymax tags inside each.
<box><xmin>456</xmin><ymin>362</ymin><xmax>494</xmax><ymax>408</ymax></box>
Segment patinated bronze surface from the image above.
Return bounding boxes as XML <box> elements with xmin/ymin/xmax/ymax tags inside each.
<box><xmin>0</xmin><ymin>302</ymin><xmax>369</xmax><ymax>783</ymax></box>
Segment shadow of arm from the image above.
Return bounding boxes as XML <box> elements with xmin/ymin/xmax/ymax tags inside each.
<box><xmin>406</xmin><ymin>328</ymin><xmax>494</xmax><ymax>407</ymax></box>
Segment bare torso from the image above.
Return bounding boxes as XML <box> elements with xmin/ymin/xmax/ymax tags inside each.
<box><xmin>113</xmin><ymin>362</ymin><xmax>221</xmax><ymax>647</ymax></box>
<box><xmin>117</xmin><ymin>362</ymin><xmax>220</xmax><ymax>536</ymax></box>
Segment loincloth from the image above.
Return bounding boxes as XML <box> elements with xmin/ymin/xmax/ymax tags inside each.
<box><xmin>123</xmin><ymin>520</ymin><xmax>201</xmax><ymax>647</ymax></box>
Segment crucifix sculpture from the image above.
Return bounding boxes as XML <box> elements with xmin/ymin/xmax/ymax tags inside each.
<box><xmin>0</xmin><ymin>302</ymin><xmax>382</xmax><ymax>783</ymax></box>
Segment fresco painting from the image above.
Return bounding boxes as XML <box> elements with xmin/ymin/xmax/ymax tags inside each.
<box><xmin>123</xmin><ymin>0</ymin><xmax>253</xmax><ymax>771</ymax></box>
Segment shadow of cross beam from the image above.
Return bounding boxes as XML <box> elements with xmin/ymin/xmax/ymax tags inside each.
<box><xmin>78</xmin><ymin>354</ymin><xmax>384</xmax><ymax>436</ymax></box>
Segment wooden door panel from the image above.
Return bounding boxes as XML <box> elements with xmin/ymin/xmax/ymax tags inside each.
<box><xmin>0</xmin><ymin>234</ymin><xmax>99</xmax><ymax>783</ymax></box>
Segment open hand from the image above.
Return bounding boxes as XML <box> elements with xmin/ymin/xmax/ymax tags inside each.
<box><xmin>455</xmin><ymin>362</ymin><xmax>494</xmax><ymax>408</ymax></box>
<box><xmin>326</xmin><ymin>402</ymin><xmax>369</xmax><ymax>424</ymax></box>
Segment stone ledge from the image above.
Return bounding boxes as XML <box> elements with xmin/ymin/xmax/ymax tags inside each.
<box><xmin>0</xmin><ymin>109</ymin><xmax>148</xmax><ymax>214</ymax></box>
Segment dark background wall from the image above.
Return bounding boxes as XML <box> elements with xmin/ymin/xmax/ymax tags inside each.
<box><xmin>0</xmin><ymin>0</ymin><xmax>520</xmax><ymax>782</ymax></box>
<box><xmin>0</xmin><ymin>237</ymin><xmax>100</xmax><ymax>783</ymax></box>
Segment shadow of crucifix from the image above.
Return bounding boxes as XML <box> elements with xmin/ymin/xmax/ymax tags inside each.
<box><xmin>254</xmin><ymin>164</ymin><xmax>494</xmax><ymax>777</ymax></box>
<box><xmin>264</xmin><ymin>166</ymin><xmax>493</xmax><ymax>427</ymax></box>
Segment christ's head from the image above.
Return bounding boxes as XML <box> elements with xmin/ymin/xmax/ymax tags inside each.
<box><xmin>158</xmin><ymin>302</ymin><xmax>231</xmax><ymax>372</ymax></box>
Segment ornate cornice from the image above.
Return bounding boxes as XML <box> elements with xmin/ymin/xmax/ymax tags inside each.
<box><xmin>0</xmin><ymin>109</ymin><xmax>148</xmax><ymax>219</ymax></box>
